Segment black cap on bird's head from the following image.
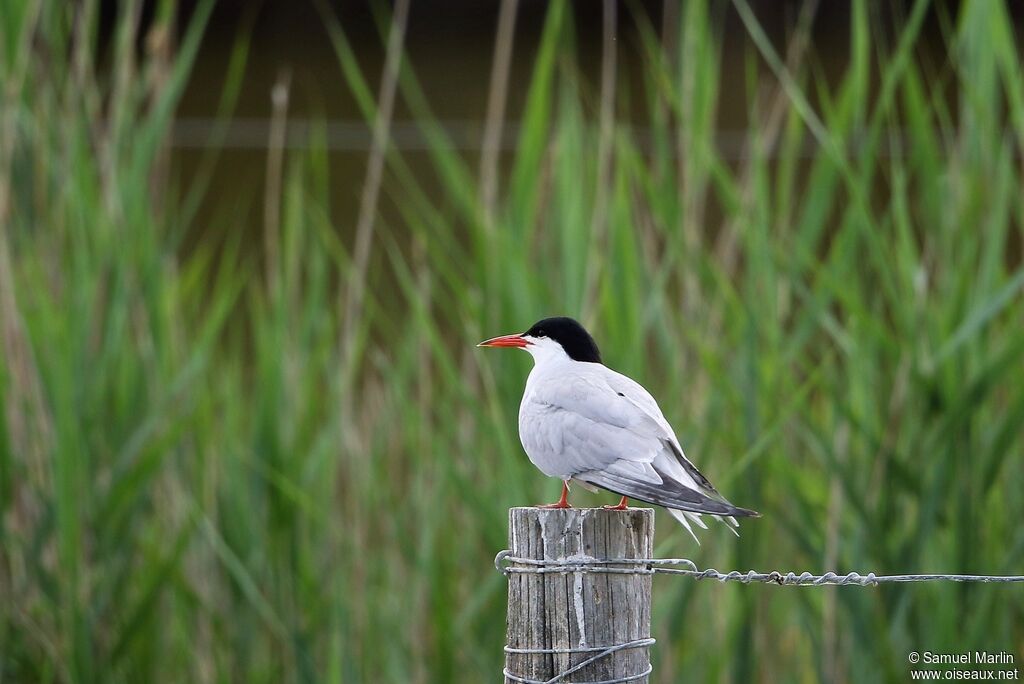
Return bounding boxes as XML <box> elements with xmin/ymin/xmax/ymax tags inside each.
<box><xmin>522</xmin><ymin>317</ymin><xmax>602</xmax><ymax>363</ymax></box>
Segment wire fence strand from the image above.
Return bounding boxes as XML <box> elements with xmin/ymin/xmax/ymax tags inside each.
<box><xmin>494</xmin><ymin>551</ymin><xmax>1024</xmax><ymax>586</ymax></box>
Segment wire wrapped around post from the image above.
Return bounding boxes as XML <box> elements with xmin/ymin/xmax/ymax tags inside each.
<box><xmin>503</xmin><ymin>507</ymin><xmax>655</xmax><ymax>684</ymax></box>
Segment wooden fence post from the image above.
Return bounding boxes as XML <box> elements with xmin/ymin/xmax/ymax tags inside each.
<box><xmin>503</xmin><ymin>507</ymin><xmax>654</xmax><ymax>683</ymax></box>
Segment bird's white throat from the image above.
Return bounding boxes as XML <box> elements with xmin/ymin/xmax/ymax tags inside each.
<box><xmin>521</xmin><ymin>335</ymin><xmax>573</xmax><ymax>366</ymax></box>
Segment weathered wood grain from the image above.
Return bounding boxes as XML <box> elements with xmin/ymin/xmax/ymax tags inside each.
<box><xmin>504</xmin><ymin>507</ymin><xmax>654</xmax><ymax>683</ymax></box>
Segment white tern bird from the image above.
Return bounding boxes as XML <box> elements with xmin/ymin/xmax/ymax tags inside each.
<box><xmin>479</xmin><ymin>316</ymin><xmax>759</xmax><ymax>541</ymax></box>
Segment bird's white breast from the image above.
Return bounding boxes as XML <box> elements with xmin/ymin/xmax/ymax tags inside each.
<box><xmin>518</xmin><ymin>357</ymin><xmax>576</xmax><ymax>478</ymax></box>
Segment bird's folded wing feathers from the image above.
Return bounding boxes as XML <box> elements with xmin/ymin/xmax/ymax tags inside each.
<box><xmin>519</xmin><ymin>402</ymin><xmax>664</xmax><ymax>477</ymax></box>
<box><xmin>522</xmin><ymin>371</ymin><xmax>673</xmax><ymax>475</ymax></box>
<box><xmin>601</xmin><ymin>370</ymin><xmax>732</xmax><ymax>500</ymax></box>
<box><xmin>532</xmin><ymin>372</ymin><xmax>670</xmax><ymax>439</ymax></box>
<box><xmin>578</xmin><ymin>465</ymin><xmax>755</xmax><ymax>517</ymax></box>
<box><xmin>526</xmin><ymin>367</ymin><xmax>756</xmax><ymax>517</ymax></box>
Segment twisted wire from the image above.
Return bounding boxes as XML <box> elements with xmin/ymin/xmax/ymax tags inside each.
<box><xmin>494</xmin><ymin>550</ymin><xmax>1024</xmax><ymax>586</ymax></box>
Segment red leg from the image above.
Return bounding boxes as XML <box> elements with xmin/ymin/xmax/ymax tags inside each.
<box><xmin>603</xmin><ymin>496</ymin><xmax>629</xmax><ymax>510</ymax></box>
<box><xmin>536</xmin><ymin>481</ymin><xmax>572</xmax><ymax>509</ymax></box>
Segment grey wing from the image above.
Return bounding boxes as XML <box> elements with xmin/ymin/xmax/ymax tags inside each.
<box><xmin>518</xmin><ymin>388</ymin><xmax>664</xmax><ymax>481</ymax></box>
<box><xmin>529</xmin><ymin>368</ymin><xmax>756</xmax><ymax>518</ymax></box>
<box><xmin>600</xmin><ymin>370</ymin><xmax>733</xmax><ymax>500</ymax></box>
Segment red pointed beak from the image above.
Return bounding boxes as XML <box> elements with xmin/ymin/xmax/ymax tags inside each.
<box><xmin>477</xmin><ymin>333</ymin><xmax>530</xmax><ymax>348</ymax></box>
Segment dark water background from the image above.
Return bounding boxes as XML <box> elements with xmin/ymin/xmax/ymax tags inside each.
<box><xmin>95</xmin><ymin>1</ymin><xmax>995</xmax><ymax>249</ymax></box>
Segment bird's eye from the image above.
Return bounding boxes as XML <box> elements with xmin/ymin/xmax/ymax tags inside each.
<box><xmin>536</xmin><ymin>329</ymin><xmax>545</xmax><ymax>337</ymax></box>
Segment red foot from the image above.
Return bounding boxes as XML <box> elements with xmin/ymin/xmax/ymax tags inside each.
<box><xmin>603</xmin><ymin>496</ymin><xmax>629</xmax><ymax>510</ymax></box>
<box><xmin>536</xmin><ymin>481</ymin><xmax>572</xmax><ymax>509</ymax></box>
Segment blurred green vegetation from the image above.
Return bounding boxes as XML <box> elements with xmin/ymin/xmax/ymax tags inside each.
<box><xmin>2</xmin><ymin>0</ymin><xmax>1023</xmax><ymax>682</ymax></box>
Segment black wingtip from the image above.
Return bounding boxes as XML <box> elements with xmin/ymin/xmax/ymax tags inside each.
<box><xmin>585</xmin><ymin>471</ymin><xmax>760</xmax><ymax>519</ymax></box>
